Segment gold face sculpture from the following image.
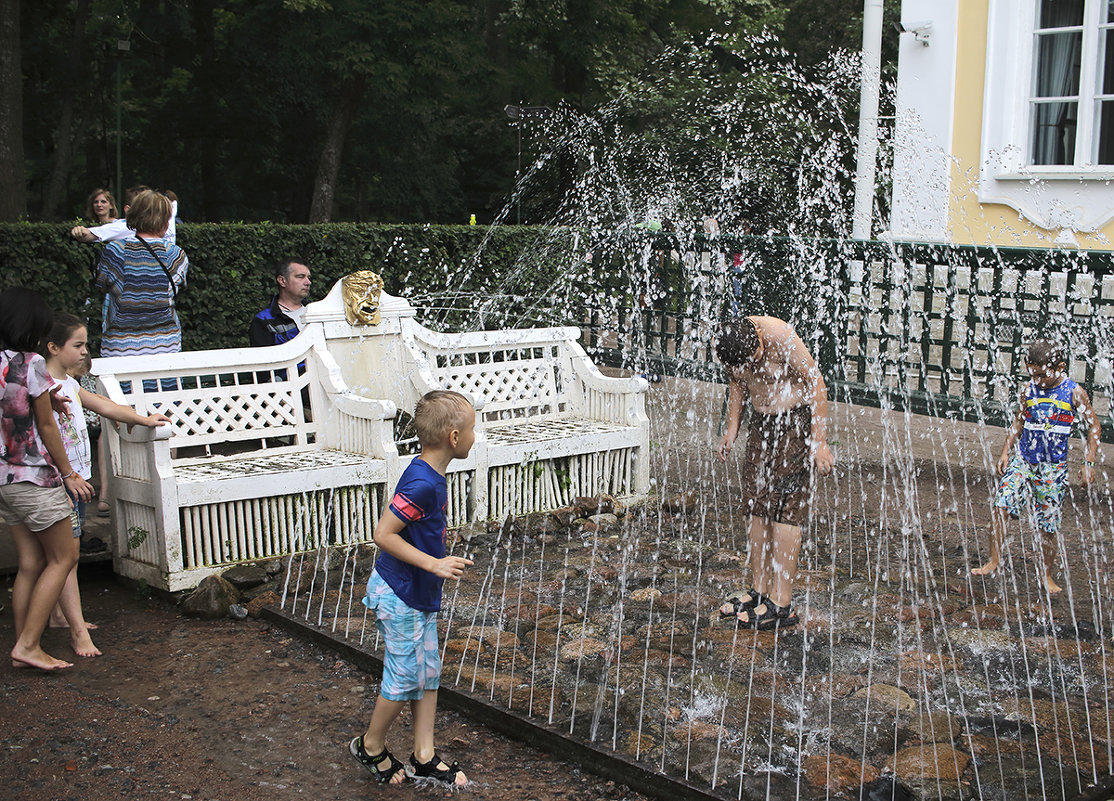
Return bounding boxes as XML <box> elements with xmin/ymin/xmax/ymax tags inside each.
<box><xmin>341</xmin><ymin>270</ymin><xmax>385</xmax><ymax>325</ymax></box>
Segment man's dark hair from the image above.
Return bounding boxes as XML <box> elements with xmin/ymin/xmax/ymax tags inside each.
<box><xmin>715</xmin><ymin>318</ymin><xmax>761</xmax><ymax>367</ymax></box>
<box><xmin>275</xmin><ymin>260</ymin><xmax>297</xmax><ymax>280</ymax></box>
<box><xmin>0</xmin><ymin>288</ymin><xmax>54</xmax><ymax>352</ymax></box>
<box><xmin>1027</xmin><ymin>338</ymin><xmax>1066</xmax><ymax>368</ymax></box>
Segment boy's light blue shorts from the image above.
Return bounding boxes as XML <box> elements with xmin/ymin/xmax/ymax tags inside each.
<box><xmin>363</xmin><ymin>572</ymin><xmax>441</xmax><ymax>701</ymax></box>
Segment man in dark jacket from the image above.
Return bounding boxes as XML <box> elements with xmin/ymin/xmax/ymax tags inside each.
<box><xmin>249</xmin><ymin>261</ymin><xmax>312</xmax><ymax>346</ymax></box>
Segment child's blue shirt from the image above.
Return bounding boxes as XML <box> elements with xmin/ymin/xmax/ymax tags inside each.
<box><xmin>374</xmin><ymin>458</ymin><xmax>448</xmax><ymax>612</ymax></box>
<box><xmin>1018</xmin><ymin>378</ymin><xmax>1077</xmax><ymax>464</ymax></box>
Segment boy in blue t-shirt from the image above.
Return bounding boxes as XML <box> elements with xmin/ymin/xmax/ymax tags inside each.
<box><xmin>349</xmin><ymin>390</ymin><xmax>474</xmax><ymax>786</ymax></box>
<box><xmin>971</xmin><ymin>339</ymin><xmax>1100</xmax><ymax>594</ymax></box>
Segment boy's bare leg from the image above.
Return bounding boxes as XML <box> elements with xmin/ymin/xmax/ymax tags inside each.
<box><xmin>749</xmin><ymin>516</ymin><xmax>774</xmax><ymax>598</ymax></box>
<box><xmin>10</xmin><ymin>518</ymin><xmax>78</xmax><ymax>670</ymax></box>
<box><xmin>764</xmin><ymin>522</ymin><xmax>802</xmax><ymax>609</ymax></box>
<box><xmin>412</xmin><ymin>691</ymin><xmax>467</xmax><ymax>786</ymax></box>
<box><xmin>361</xmin><ymin>695</ymin><xmax>407</xmax><ymax>784</ymax></box>
<box><xmin>971</xmin><ymin>507</ymin><xmax>1008</xmax><ymax>576</ymax></box>
<box><xmin>719</xmin><ymin>516</ymin><xmax>772</xmax><ymax>616</ymax></box>
<box><xmin>736</xmin><ymin>518</ymin><xmax>800</xmax><ymax>623</ymax></box>
<box><xmin>1039</xmin><ymin>530</ymin><xmax>1063</xmax><ymax>595</ymax></box>
<box><xmin>54</xmin><ymin>543</ymin><xmax>101</xmax><ymax>657</ymax></box>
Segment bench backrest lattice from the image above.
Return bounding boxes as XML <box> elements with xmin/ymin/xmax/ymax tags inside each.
<box><xmin>108</xmin><ymin>354</ymin><xmax>316</xmax><ymax>454</ymax></box>
<box><xmin>419</xmin><ymin>335</ymin><xmax>574</xmax><ymax>425</ymax></box>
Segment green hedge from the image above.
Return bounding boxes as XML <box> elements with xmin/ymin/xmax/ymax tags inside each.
<box><xmin>0</xmin><ymin>223</ymin><xmax>575</xmax><ymax>352</ymax></box>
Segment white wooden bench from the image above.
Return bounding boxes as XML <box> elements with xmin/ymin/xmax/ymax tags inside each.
<box><xmin>311</xmin><ymin>278</ymin><xmax>651</xmax><ymax>523</ymax></box>
<box><xmin>92</xmin><ymin>327</ymin><xmax>397</xmax><ymax>592</ymax></box>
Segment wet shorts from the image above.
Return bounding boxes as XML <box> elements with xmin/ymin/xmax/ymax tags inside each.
<box><xmin>363</xmin><ymin>572</ymin><xmax>441</xmax><ymax>701</ymax></box>
<box><xmin>994</xmin><ymin>453</ymin><xmax>1068</xmax><ymax>534</ymax></box>
<box><xmin>0</xmin><ymin>482</ymin><xmax>74</xmax><ymax>533</ymax></box>
<box><xmin>741</xmin><ymin>405</ymin><xmax>813</xmax><ymax>527</ymax></box>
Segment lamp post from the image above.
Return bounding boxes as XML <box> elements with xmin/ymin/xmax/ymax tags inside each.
<box><xmin>503</xmin><ymin>104</ymin><xmax>553</xmax><ymax>224</ymax></box>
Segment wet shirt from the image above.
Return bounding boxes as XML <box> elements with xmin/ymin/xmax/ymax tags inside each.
<box><xmin>375</xmin><ymin>458</ymin><xmax>448</xmax><ymax>613</ymax></box>
<box><xmin>0</xmin><ymin>351</ymin><xmax>61</xmax><ymax>488</ymax></box>
<box><xmin>1018</xmin><ymin>377</ymin><xmax>1077</xmax><ymax>464</ymax></box>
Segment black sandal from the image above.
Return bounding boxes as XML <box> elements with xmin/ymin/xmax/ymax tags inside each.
<box><xmin>734</xmin><ymin>600</ymin><xmax>799</xmax><ymax>630</ymax></box>
<box><xmin>409</xmin><ymin>752</ymin><xmax>466</xmax><ymax>785</ymax></box>
<box><xmin>755</xmin><ymin>602</ymin><xmax>799</xmax><ymax>631</ymax></box>
<box><xmin>719</xmin><ymin>588</ymin><xmax>763</xmax><ymax>619</ymax></box>
<box><xmin>349</xmin><ymin>736</ymin><xmax>407</xmax><ymax>784</ymax></box>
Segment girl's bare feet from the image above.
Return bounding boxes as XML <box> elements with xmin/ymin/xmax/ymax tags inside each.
<box><xmin>1043</xmin><ymin>573</ymin><xmax>1063</xmax><ymax>594</ymax></box>
<box><xmin>48</xmin><ymin>617</ymin><xmax>98</xmax><ymax>630</ymax></box>
<box><xmin>10</xmin><ymin>646</ymin><xmax>74</xmax><ymax>671</ymax></box>
<box><xmin>71</xmin><ymin>628</ymin><xmax>102</xmax><ymax>658</ymax></box>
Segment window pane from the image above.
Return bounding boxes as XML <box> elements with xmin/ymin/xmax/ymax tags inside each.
<box><xmin>1105</xmin><ymin>29</ymin><xmax>1114</xmax><ymax>94</ymax></box>
<box><xmin>1031</xmin><ymin>101</ymin><xmax>1078</xmax><ymax>164</ymax></box>
<box><xmin>1035</xmin><ymin>31</ymin><xmax>1083</xmax><ymax>96</ymax></box>
<box><xmin>1099</xmin><ymin>100</ymin><xmax>1114</xmax><ymax>163</ymax></box>
<box><xmin>1039</xmin><ymin>0</ymin><xmax>1084</xmax><ymax>29</ymax></box>
<box><xmin>1108</xmin><ymin>0</ymin><xmax>1114</xmax><ymax>23</ymax></box>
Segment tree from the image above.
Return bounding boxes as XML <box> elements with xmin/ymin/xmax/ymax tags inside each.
<box><xmin>0</xmin><ymin>0</ymin><xmax>25</xmax><ymax>220</ymax></box>
<box><xmin>41</xmin><ymin>0</ymin><xmax>91</xmax><ymax>219</ymax></box>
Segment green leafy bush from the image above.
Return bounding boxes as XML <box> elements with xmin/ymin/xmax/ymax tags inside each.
<box><xmin>0</xmin><ymin>222</ymin><xmax>571</xmax><ymax>351</ymax></box>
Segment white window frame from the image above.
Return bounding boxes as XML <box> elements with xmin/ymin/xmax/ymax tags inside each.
<box><xmin>981</xmin><ymin>0</ymin><xmax>1114</xmax><ymax>234</ymax></box>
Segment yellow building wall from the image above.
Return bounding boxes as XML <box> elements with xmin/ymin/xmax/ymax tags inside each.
<box><xmin>946</xmin><ymin>0</ymin><xmax>1114</xmax><ymax>250</ymax></box>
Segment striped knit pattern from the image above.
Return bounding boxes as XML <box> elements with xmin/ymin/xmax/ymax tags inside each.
<box><xmin>95</xmin><ymin>238</ymin><xmax>189</xmax><ymax>357</ymax></box>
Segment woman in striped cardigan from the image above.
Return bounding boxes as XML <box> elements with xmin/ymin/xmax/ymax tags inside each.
<box><xmin>94</xmin><ymin>190</ymin><xmax>189</xmax><ymax>359</ymax></box>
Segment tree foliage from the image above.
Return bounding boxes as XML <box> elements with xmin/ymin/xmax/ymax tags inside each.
<box><xmin>8</xmin><ymin>0</ymin><xmax>898</xmax><ymax>228</ymax></box>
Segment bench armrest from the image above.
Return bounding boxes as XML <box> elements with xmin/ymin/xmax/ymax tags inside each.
<box><xmin>563</xmin><ymin>340</ymin><xmax>649</xmax><ymax>427</ymax></box>
<box><xmin>334</xmin><ymin>394</ymin><xmax>397</xmax><ymax>421</ymax></box>
<box><xmin>117</xmin><ymin>423</ymin><xmax>176</xmax><ymax>443</ymax></box>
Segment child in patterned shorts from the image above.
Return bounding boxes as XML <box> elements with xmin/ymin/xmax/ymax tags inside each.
<box><xmin>349</xmin><ymin>390</ymin><xmax>475</xmax><ymax>786</ymax></box>
<box><xmin>971</xmin><ymin>339</ymin><xmax>1100</xmax><ymax>594</ymax></box>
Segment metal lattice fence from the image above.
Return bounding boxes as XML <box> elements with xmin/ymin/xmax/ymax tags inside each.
<box><xmin>567</xmin><ymin>234</ymin><xmax>1114</xmax><ymax>440</ymax></box>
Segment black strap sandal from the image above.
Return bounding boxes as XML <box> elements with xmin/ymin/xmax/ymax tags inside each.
<box><xmin>719</xmin><ymin>588</ymin><xmax>763</xmax><ymax>619</ymax></box>
<box><xmin>349</xmin><ymin>736</ymin><xmax>407</xmax><ymax>784</ymax></box>
<box><xmin>409</xmin><ymin>752</ymin><xmax>465</xmax><ymax>785</ymax></box>
<box><xmin>755</xmin><ymin>602</ymin><xmax>799</xmax><ymax>631</ymax></box>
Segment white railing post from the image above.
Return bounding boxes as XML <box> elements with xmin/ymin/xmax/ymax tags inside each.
<box><xmin>853</xmin><ymin>0</ymin><xmax>885</xmax><ymax>240</ymax></box>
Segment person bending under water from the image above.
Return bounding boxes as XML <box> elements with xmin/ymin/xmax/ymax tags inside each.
<box><xmin>715</xmin><ymin>317</ymin><xmax>834</xmax><ymax>630</ymax></box>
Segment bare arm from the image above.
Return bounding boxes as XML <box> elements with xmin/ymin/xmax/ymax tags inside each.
<box><xmin>373</xmin><ymin>512</ymin><xmax>472</xmax><ymax>580</ymax></box>
<box><xmin>1074</xmin><ymin>384</ymin><xmax>1101</xmax><ymax>486</ymax></box>
<box><xmin>718</xmin><ymin>372</ymin><xmax>748</xmax><ymax>461</ymax></box>
<box><xmin>997</xmin><ymin>389</ymin><xmax>1027</xmax><ymax>474</ymax></box>
<box><xmin>33</xmin><ymin>392</ymin><xmax>94</xmax><ymax>501</ymax></box>
<box><xmin>79</xmin><ymin>388</ymin><xmax>171</xmax><ymax>430</ymax></box>
<box><xmin>70</xmin><ymin>226</ymin><xmax>97</xmax><ymax>243</ymax></box>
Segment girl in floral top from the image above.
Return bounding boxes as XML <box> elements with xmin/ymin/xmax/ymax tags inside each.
<box><xmin>0</xmin><ymin>289</ymin><xmax>94</xmax><ymax>671</ymax></box>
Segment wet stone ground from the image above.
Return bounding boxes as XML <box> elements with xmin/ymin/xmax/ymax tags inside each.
<box><xmin>284</xmin><ymin>480</ymin><xmax>1114</xmax><ymax>801</ymax></box>
<box><xmin>0</xmin><ymin>564</ymin><xmax>651</xmax><ymax>801</ymax></box>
